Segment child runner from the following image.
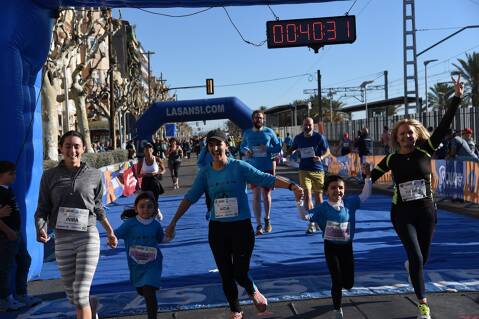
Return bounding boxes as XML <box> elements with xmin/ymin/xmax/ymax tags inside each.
<box><xmin>114</xmin><ymin>191</ymin><xmax>168</xmax><ymax>319</ymax></box>
<box><xmin>296</xmin><ymin>164</ymin><xmax>371</xmax><ymax>319</ymax></box>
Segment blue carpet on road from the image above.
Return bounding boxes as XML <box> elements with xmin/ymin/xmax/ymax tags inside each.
<box><xmin>19</xmin><ymin>190</ymin><xmax>479</xmax><ymax>318</ymax></box>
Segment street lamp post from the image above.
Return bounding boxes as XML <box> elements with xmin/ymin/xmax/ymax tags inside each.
<box><xmin>424</xmin><ymin>59</ymin><xmax>438</xmax><ymax>112</ymax></box>
<box><xmin>360</xmin><ymin>80</ymin><xmax>374</xmax><ymax>126</ymax></box>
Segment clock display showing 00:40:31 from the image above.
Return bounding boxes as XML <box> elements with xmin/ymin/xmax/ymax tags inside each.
<box><xmin>266</xmin><ymin>15</ymin><xmax>356</xmax><ymax>49</ymax></box>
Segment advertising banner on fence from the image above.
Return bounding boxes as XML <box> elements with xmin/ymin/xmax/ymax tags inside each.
<box><xmin>365</xmin><ymin>155</ymin><xmax>393</xmax><ymax>184</ymax></box>
<box><xmin>464</xmin><ymin>161</ymin><xmax>479</xmax><ymax>203</ymax></box>
<box><xmin>327</xmin><ymin>152</ymin><xmax>362</xmax><ymax>179</ymax></box>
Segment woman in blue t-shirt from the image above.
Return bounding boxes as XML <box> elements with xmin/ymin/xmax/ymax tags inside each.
<box><xmin>296</xmin><ymin>165</ymin><xmax>371</xmax><ymax>319</ymax></box>
<box><xmin>165</xmin><ymin>129</ymin><xmax>303</xmax><ymax>319</ymax></box>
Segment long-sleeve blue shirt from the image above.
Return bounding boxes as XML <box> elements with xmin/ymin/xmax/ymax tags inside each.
<box><xmin>185</xmin><ymin>159</ymin><xmax>276</xmax><ymax>222</ymax></box>
<box><xmin>240</xmin><ymin>127</ymin><xmax>281</xmax><ymax>171</ymax></box>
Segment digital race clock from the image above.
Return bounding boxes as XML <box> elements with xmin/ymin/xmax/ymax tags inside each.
<box><xmin>266</xmin><ymin>15</ymin><xmax>356</xmax><ymax>51</ymax></box>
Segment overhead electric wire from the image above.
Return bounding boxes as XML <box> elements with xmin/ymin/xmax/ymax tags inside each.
<box><xmin>135</xmin><ymin>7</ymin><xmax>214</xmax><ymax>17</ymax></box>
<box><xmin>222</xmin><ymin>7</ymin><xmax>266</xmax><ymax>47</ymax></box>
<box><xmin>217</xmin><ymin>73</ymin><xmax>311</xmax><ymax>88</ymax></box>
<box><xmin>267</xmin><ymin>5</ymin><xmax>280</xmax><ymax>20</ymax></box>
<box><xmin>345</xmin><ymin>0</ymin><xmax>358</xmax><ymax>15</ymax></box>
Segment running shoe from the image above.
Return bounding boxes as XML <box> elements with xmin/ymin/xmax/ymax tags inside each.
<box><xmin>404</xmin><ymin>260</ymin><xmax>412</xmax><ymax>286</ymax></box>
<box><xmin>306</xmin><ymin>222</ymin><xmax>318</xmax><ymax>234</ymax></box>
<box><xmin>16</xmin><ymin>295</ymin><xmax>42</xmax><ymax>307</ymax></box>
<box><xmin>334</xmin><ymin>307</ymin><xmax>344</xmax><ymax>319</ymax></box>
<box><xmin>230</xmin><ymin>311</ymin><xmax>243</xmax><ymax>319</ymax></box>
<box><xmin>264</xmin><ymin>218</ymin><xmax>272</xmax><ymax>233</ymax></box>
<box><xmin>0</xmin><ymin>295</ymin><xmax>25</xmax><ymax>311</ymax></box>
<box><xmin>156</xmin><ymin>208</ymin><xmax>163</xmax><ymax>221</ymax></box>
<box><xmin>417</xmin><ymin>303</ymin><xmax>431</xmax><ymax>319</ymax></box>
<box><xmin>256</xmin><ymin>225</ymin><xmax>263</xmax><ymax>236</ymax></box>
<box><xmin>249</xmin><ymin>290</ymin><xmax>268</xmax><ymax>313</ymax></box>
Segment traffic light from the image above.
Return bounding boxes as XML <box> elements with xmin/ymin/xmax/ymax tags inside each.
<box><xmin>206</xmin><ymin>78</ymin><xmax>214</xmax><ymax>95</ymax></box>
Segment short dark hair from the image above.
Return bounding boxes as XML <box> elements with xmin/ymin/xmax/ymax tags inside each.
<box><xmin>323</xmin><ymin>175</ymin><xmax>345</xmax><ymax>192</ymax></box>
<box><xmin>59</xmin><ymin>131</ymin><xmax>86</xmax><ymax>146</ymax></box>
<box><xmin>252</xmin><ymin>110</ymin><xmax>264</xmax><ymax>119</ymax></box>
<box><xmin>0</xmin><ymin>161</ymin><xmax>16</xmax><ymax>174</ymax></box>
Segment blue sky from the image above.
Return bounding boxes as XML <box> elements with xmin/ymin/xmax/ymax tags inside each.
<box><xmin>114</xmin><ymin>0</ymin><xmax>479</xmax><ymax>131</ymax></box>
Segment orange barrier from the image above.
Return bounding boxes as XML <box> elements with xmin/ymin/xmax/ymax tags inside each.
<box><xmin>464</xmin><ymin>161</ymin><xmax>479</xmax><ymax>204</ymax></box>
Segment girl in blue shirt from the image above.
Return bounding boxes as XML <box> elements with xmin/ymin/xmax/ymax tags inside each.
<box><xmin>165</xmin><ymin>129</ymin><xmax>303</xmax><ymax>319</ymax></box>
<box><xmin>114</xmin><ymin>191</ymin><xmax>168</xmax><ymax>319</ymax></box>
<box><xmin>296</xmin><ymin>166</ymin><xmax>371</xmax><ymax>319</ymax></box>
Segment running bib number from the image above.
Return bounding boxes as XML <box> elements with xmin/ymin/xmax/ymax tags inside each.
<box><xmin>300</xmin><ymin>147</ymin><xmax>315</xmax><ymax>158</ymax></box>
<box><xmin>252</xmin><ymin>145</ymin><xmax>267</xmax><ymax>158</ymax></box>
<box><xmin>56</xmin><ymin>207</ymin><xmax>89</xmax><ymax>232</ymax></box>
<box><xmin>399</xmin><ymin>179</ymin><xmax>427</xmax><ymax>202</ymax></box>
<box><xmin>129</xmin><ymin>245</ymin><xmax>157</xmax><ymax>264</ymax></box>
<box><xmin>324</xmin><ymin>221</ymin><xmax>350</xmax><ymax>242</ymax></box>
<box><xmin>214</xmin><ymin>198</ymin><xmax>239</xmax><ymax>218</ymax></box>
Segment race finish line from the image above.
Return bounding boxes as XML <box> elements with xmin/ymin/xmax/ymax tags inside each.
<box><xmin>20</xmin><ymin>190</ymin><xmax>479</xmax><ymax>318</ymax></box>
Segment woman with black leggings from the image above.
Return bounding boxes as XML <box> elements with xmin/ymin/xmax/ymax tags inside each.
<box><xmin>370</xmin><ymin>75</ymin><xmax>463</xmax><ymax>319</ymax></box>
<box><xmin>165</xmin><ymin>129</ymin><xmax>303</xmax><ymax>319</ymax></box>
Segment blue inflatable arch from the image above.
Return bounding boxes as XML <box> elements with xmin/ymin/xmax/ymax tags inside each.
<box><xmin>0</xmin><ymin>0</ymin><xmax>345</xmax><ymax>279</ymax></box>
<box><xmin>135</xmin><ymin>97</ymin><xmax>252</xmax><ymax>155</ymax></box>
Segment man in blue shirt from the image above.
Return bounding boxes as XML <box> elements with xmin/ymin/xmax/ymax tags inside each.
<box><xmin>290</xmin><ymin>117</ymin><xmax>331</xmax><ymax>234</ymax></box>
<box><xmin>240</xmin><ymin>110</ymin><xmax>281</xmax><ymax>235</ymax></box>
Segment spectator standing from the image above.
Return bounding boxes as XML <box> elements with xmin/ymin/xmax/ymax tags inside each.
<box><xmin>337</xmin><ymin>132</ymin><xmax>352</xmax><ymax>156</ymax></box>
<box><xmin>0</xmin><ymin>162</ymin><xmax>41</xmax><ymax>311</ymax></box>
<box><xmin>381</xmin><ymin>126</ymin><xmax>391</xmax><ymax>155</ymax></box>
<box><xmin>450</xmin><ymin>128</ymin><xmax>479</xmax><ymax>162</ymax></box>
<box><xmin>355</xmin><ymin>127</ymin><xmax>373</xmax><ymax>163</ymax></box>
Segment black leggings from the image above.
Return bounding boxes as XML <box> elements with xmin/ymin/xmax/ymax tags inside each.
<box><xmin>136</xmin><ymin>285</ymin><xmax>158</xmax><ymax>319</ymax></box>
<box><xmin>391</xmin><ymin>204</ymin><xmax>436</xmax><ymax>300</ymax></box>
<box><xmin>324</xmin><ymin>240</ymin><xmax>354</xmax><ymax>310</ymax></box>
<box><xmin>168</xmin><ymin>161</ymin><xmax>181</xmax><ymax>179</ymax></box>
<box><xmin>208</xmin><ymin>219</ymin><xmax>256</xmax><ymax>312</ymax></box>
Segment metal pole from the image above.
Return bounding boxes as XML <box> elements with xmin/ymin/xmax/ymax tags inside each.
<box><xmin>108</xmin><ymin>11</ymin><xmax>116</xmax><ymax>149</ymax></box>
<box><xmin>424</xmin><ymin>66</ymin><xmax>428</xmax><ymax>112</ymax></box>
<box><xmin>317</xmin><ymin>70</ymin><xmax>322</xmax><ymax>119</ymax></box>
<box><xmin>365</xmin><ymin>85</ymin><xmax>368</xmax><ymax>127</ymax></box>
<box><xmin>384</xmin><ymin>70</ymin><xmax>388</xmax><ymax>100</ymax></box>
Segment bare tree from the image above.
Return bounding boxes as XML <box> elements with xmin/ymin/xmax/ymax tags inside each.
<box><xmin>43</xmin><ymin>8</ymin><xmax>115</xmax><ymax>154</ymax></box>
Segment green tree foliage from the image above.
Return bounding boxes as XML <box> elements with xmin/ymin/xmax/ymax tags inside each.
<box><xmin>452</xmin><ymin>52</ymin><xmax>479</xmax><ymax>108</ymax></box>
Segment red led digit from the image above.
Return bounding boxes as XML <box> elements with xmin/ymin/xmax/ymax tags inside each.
<box><xmin>326</xmin><ymin>20</ymin><xmax>336</xmax><ymax>40</ymax></box>
<box><xmin>298</xmin><ymin>23</ymin><xmax>310</xmax><ymax>40</ymax></box>
<box><xmin>346</xmin><ymin>19</ymin><xmax>350</xmax><ymax>38</ymax></box>
<box><xmin>312</xmin><ymin>21</ymin><xmax>323</xmax><ymax>41</ymax></box>
<box><xmin>273</xmin><ymin>24</ymin><xmax>284</xmax><ymax>44</ymax></box>
<box><xmin>286</xmin><ymin>23</ymin><xmax>297</xmax><ymax>43</ymax></box>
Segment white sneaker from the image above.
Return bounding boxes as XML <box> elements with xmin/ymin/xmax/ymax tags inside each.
<box><xmin>335</xmin><ymin>307</ymin><xmax>344</xmax><ymax>319</ymax></box>
<box><xmin>156</xmin><ymin>208</ymin><xmax>164</xmax><ymax>221</ymax></box>
<box><xmin>0</xmin><ymin>295</ymin><xmax>25</xmax><ymax>311</ymax></box>
<box><xmin>16</xmin><ymin>295</ymin><xmax>42</xmax><ymax>307</ymax></box>
<box><xmin>306</xmin><ymin>222</ymin><xmax>318</xmax><ymax>234</ymax></box>
<box><xmin>404</xmin><ymin>260</ymin><xmax>412</xmax><ymax>285</ymax></box>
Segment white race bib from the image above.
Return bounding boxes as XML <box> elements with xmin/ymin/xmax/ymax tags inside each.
<box><xmin>56</xmin><ymin>207</ymin><xmax>89</xmax><ymax>232</ymax></box>
<box><xmin>324</xmin><ymin>221</ymin><xmax>350</xmax><ymax>242</ymax></box>
<box><xmin>214</xmin><ymin>197</ymin><xmax>239</xmax><ymax>218</ymax></box>
<box><xmin>300</xmin><ymin>147</ymin><xmax>315</xmax><ymax>158</ymax></box>
<box><xmin>398</xmin><ymin>179</ymin><xmax>427</xmax><ymax>202</ymax></box>
<box><xmin>129</xmin><ymin>245</ymin><xmax>157</xmax><ymax>264</ymax></box>
<box><xmin>252</xmin><ymin>145</ymin><xmax>267</xmax><ymax>158</ymax></box>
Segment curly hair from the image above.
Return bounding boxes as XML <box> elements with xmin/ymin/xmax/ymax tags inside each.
<box><xmin>390</xmin><ymin>119</ymin><xmax>430</xmax><ymax>151</ymax></box>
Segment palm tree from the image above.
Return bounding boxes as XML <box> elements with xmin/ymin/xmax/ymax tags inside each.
<box><xmin>427</xmin><ymin>82</ymin><xmax>454</xmax><ymax>112</ymax></box>
<box><xmin>452</xmin><ymin>52</ymin><xmax>479</xmax><ymax>107</ymax></box>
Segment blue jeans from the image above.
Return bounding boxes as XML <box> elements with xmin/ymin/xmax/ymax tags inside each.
<box><xmin>0</xmin><ymin>236</ymin><xmax>31</xmax><ymax>298</ymax></box>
